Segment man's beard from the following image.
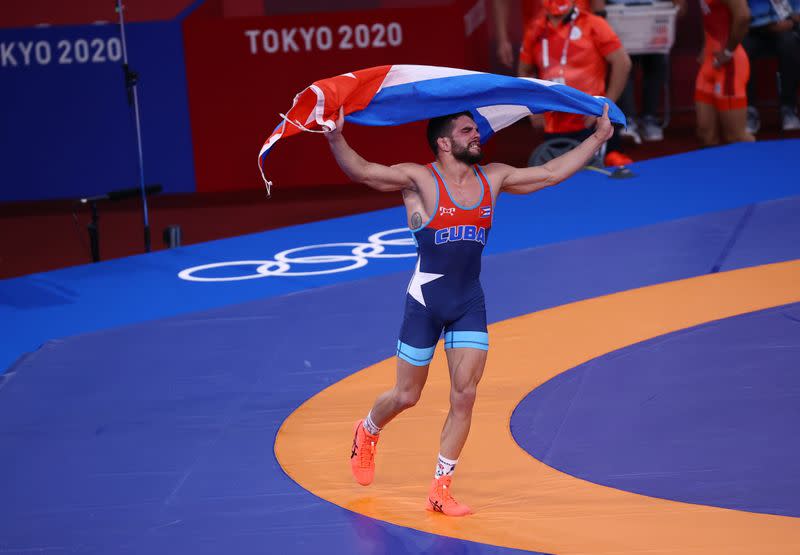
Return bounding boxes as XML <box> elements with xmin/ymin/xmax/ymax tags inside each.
<box><xmin>452</xmin><ymin>141</ymin><xmax>483</xmax><ymax>164</ymax></box>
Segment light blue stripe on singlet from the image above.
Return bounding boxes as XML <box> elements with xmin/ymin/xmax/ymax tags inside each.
<box><xmin>475</xmin><ymin>165</ymin><xmax>493</xmax><ymax>208</ymax></box>
<box><xmin>411</xmin><ymin>167</ymin><xmax>440</xmax><ymax>234</ymax></box>
<box><xmin>431</xmin><ymin>163</ymin><xmax>484</xmax><ymax>210</ymax></box>
<box><xmin>444</xmin><ymin>331</ymin><xmax>489</xmax><ymax>350</ymax></box>
<box><xmin>396</xmin><ymin>340</ymin><xmax>436</xmax><ymax>366</ymax></box>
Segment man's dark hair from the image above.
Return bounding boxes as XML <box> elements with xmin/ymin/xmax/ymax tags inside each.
<box><xmin>426</xmin><ymin>111</ymin><xmax>474</xmax><ymax>154</ymax></box>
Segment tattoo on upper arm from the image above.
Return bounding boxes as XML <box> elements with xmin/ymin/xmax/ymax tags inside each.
<box><xmin>410</xmin><ymin>212</ymin><xmax>423</xmax><ymax>230</ymax></box>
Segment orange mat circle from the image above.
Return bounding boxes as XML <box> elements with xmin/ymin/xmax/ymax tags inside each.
<box><xmin>275</xmin><ymin>260</ymin><xmax>800</xmax><ymax>554</ymax></box>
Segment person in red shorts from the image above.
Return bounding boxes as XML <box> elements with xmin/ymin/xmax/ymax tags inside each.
<box><xmin>696</xmin><ymin>0</ymin><xmax>755</xmax><ymax>145</ymax></box>
<box><xmin>517</xmin><ymin>0</ymin><xmax>633</xmax><ymax>166</ymax></box>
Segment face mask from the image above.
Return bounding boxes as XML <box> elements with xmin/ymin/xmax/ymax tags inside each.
<box><xmin>544</xmin><ymin>0</ymin><xmax>573</xmax><ymax>16</ymax></box>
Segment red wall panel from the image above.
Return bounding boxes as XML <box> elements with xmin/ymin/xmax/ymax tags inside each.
<box><xmin>182</xmin><ymin>3</ymin><xmax>489</xmax><ymax>192</ymax></box>
<box><xmin>0</xmin><ymin>0</ymin><xmax>196</xmax><ymax>28</ymax></box>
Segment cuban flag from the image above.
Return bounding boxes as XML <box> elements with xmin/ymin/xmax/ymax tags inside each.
<box><xmin>480</xmin><ymin>206</ymin><xmax>492</xmax><ymax>219</ymax></box>
<box><xmin>258</xmin><ymin>65</ymin><xmax>626</xmax><ymax>195</ymax></box>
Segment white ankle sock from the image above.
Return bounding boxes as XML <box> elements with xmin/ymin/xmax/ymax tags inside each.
<box><xmin>435</xmin><ymin>454</ymin><xmax>458</xmax><ymax>478</ymax></box>
<box><xmin>362</xmin><ymin>412</ymin><xmax>381</xmax><ymax>435</ymax></box>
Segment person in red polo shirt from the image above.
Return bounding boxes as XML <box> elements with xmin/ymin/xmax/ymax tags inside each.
<box><xmin>517</xmin><ymin>0</ymin><xmax>633</xmax><ymax>166</ymax></box>
<box><xmin>493</xmin><ymin>0</ymin><xmax>609</xmax><ymax>68</ymax></box>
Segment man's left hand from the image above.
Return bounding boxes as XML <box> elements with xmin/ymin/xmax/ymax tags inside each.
<box><xmin>592</xmin><ymin>103</ymin><xmax>613</xmax><ymax>143</ymax></box>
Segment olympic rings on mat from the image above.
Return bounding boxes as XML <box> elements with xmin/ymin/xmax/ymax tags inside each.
<box><xmin>177</xmin><ymin>228</ymin><xmax>416</xmax><ymax>282</ymax></box>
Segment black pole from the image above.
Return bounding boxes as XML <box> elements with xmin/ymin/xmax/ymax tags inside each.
<box><xmin>88</xmin><ymin>201</ymin><xmax>100</xmax><ymax>263</ymax></box>
<box><xmin>116</xmin><ymin>0</ymin><xmax>151</xmax><ymax>253</ymax></box>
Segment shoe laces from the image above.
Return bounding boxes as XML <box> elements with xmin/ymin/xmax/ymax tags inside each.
<box><xmin>435</xmin><ymin>479</ymin><xmax>461</xmax><ymax>507</ymax></box>
<box><xmin>358</xmin><ymin>435</ymin><xmax>376</xmax><ymax>467</ymax></box>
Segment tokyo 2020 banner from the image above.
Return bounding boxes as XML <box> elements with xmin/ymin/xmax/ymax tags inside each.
<box><xmin>182</xmin><ymin>1</ymin><xmax>488</xmax><ymax>192</ymax></box>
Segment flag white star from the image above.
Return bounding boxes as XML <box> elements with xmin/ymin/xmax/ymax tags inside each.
<box><xmin>407</xmin><ymin>257</ymin><xmax>444</xmax><ymax>307</ymax></box>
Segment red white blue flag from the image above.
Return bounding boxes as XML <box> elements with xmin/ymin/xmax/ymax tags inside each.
<box><xmin>258</xmin><ymin>65</ymin><xmax>626</xmax><ymax>195</ymax></box>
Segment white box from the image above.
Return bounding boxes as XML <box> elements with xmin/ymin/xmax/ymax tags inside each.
<box><xmin>606</xmin><ymin>2</ymin><xmax>679</xmax><ymax>55</ymax></box>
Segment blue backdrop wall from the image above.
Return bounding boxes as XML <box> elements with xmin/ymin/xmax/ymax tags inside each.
<box><xmin>0</xmin><ymin>20</ymin><xmax>195</xmax><ymax>201</ymax></box>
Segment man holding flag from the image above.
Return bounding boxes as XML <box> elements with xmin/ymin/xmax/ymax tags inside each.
<box><xmin>330</xmin><ymin>103</ymin><xmax>614</xmax><ymax>516</ymax></box>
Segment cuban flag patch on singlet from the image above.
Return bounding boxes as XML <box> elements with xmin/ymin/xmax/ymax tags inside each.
<box><xmin>480</xmin><ymin>206</ymin><xmax>492</xmax><ymax>218</ymax></box>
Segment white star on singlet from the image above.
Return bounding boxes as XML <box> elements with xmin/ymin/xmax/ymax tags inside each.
<box><xmin>407</xmin><ymin>257</ymin><xmax>444</xmax><ymax>307</ymax></box>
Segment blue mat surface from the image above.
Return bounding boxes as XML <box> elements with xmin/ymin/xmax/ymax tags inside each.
<box><xmin>718</xmin><ymin>196</ymin><xmax>800</xmax><ymax>272</ymax></box>
<box><xmin>1</xmin><ymin>141</ymin><xmax>799</xmax><ymax>553</ymax></box>
<box><xmin>3</xmin><ymin>140</ymin><xmax>800</xmax><ymax>374</ymax></box>
<box><xmin>2</xmin><ymin>195</ymin><xmax>798</xmax><ymax>553</ymax></box>
<box><xmin>511</xmin><ymin>303</ymin><xmax>800</xmax><ymax>517</ymax></box>
<box><xmin>0</xmin><ymin>261</ymin><xmax>545</xmax><ymax>554</ymax></box>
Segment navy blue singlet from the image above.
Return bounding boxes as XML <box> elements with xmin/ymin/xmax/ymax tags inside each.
<box><xmin>396</xmin><ymin>163</ymin><xmax>494</xmax><ymax>366</ymax></box>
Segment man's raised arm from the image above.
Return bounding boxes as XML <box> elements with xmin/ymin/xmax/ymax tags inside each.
<box><xmin>326</xmin><ymin>109</ymin><xmax>417</xmax><ymax>193</ymax></box>
<box><xmin>494</xmin><ymin>103</ymin><xmax>615</xmax><ymax>195</ymax></box>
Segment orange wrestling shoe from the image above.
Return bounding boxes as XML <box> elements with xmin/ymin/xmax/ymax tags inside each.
<box><xmin>350</xmin><ymin>420</ymin><xmax>379</xmax><ymax>486</ymax></box>
<box><xmin>426</xmin><ymin>475</ymin><xmax>471</xmax><ymax>516</ymax></box>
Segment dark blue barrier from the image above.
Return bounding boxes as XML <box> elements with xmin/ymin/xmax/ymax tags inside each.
<box><xmin>0</xmin><ymin>21</ymin><xmax>195</xmax><ymax>201</ymax></box>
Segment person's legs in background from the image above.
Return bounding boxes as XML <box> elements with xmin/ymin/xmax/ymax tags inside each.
<box><xmin>696</xmin><ymin>48</ymin><xmax>753</xmax><ymax>145</ymax></box>
<box><xmin>719</xmin><ymin>107</ymin><xmax>757</xmax><ymax>142</ymax></box>
<box><xmin>742</xmin><ymin>25</ymin><xmax>800</xmax><ymax>133</ymax></box>
<box><xmin>639</xmin><ymin>53</ymin><xmax>668</xmax><ymax>141</ymax></box>
<box><xmin>717</xmin><ymin>48</ymin><xmax>756</xmax><ymax>143</ymax></box>
<box><xmin>743</xmin><ymin>28</ymin><xmax>771</xmax><ymax>134</ymax></box>
<box><xmin>776</xmin><ymin>26</ymin><xmax>800</xmax><ymax>130</ymax></box>
<box><xmin>614</xmin><ymin>53</ymin><xmax>668</xmax><ymax>144</ymax></box>
<box><xmin>696</xmin><ymin>101</ymin><xmax>721</xmax><ymax>146</ymax></box>
<box><xmin>617</xmin><ymin>58</ymin><xmax>642</xmax><ymax>144</ymax></box>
